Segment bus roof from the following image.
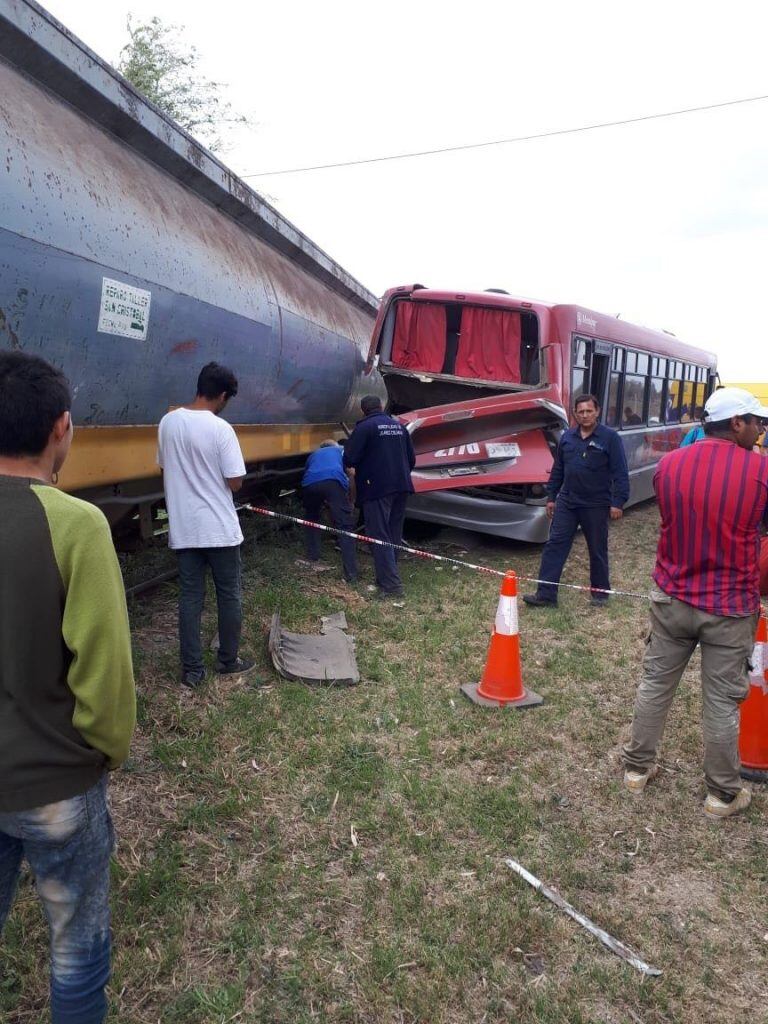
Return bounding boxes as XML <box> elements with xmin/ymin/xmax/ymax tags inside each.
<box><xmin>552</xmin><ymin>305</ymin><xmax>716</xmax><ymax>367</ymax></box>
<box><xmin>387</xmin><ymin>286</ymin><xmax>717</xmax><ymax>368</ymax></box>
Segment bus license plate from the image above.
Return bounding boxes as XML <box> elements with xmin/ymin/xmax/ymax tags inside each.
<box><xmin>485</xmin><ymin>443</ymin><xmax>521</xmax><ymax>459</ymax></box>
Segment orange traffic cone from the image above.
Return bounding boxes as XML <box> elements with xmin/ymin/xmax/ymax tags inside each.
<box><xmin>461</xmin><ymin>571</ymin><xmax>543</xmax><ymax>709</ymax></box>
<box><xmin>739</xmin><ymin>613</ymin><xmax>768</xmax><ymax>783</ymax></box>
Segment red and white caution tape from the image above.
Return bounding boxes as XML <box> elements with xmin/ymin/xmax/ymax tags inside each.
<box><xmin>242</xmin><ymin>504</ymin><xmax>649</xmax><ymax>600</ymax></box>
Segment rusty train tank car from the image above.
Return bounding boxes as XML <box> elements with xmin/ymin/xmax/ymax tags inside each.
<box><xmin>0</xmin><ymin>0</ymin><xmax>384</xmax><ymax>535</ymax></box>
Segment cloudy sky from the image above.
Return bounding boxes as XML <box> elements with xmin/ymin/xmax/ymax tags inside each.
<box><xmin>44</xmin><ymin>0</ymin><xmax>768</xmax><ymax>382</ymax></box>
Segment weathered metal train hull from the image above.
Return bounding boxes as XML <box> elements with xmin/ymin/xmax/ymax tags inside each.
<box><xmin>0</xmin><ymin>226</ymin><xmax>366</xmax><ymax>429</ymax></box>
<box><xmin>0</xmin><ymin>0</ymin><xmax>384</xmax><ymax>511</ymax></box>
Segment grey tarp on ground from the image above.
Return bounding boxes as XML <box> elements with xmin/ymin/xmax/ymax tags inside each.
<box><xmin>269</xmin><ymin>611</ymin><xmax>360</xmax><ymax>686</ymax></box>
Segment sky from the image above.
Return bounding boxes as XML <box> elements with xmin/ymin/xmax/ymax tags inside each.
<box><xmin>42</xmin><ymin>0</ymin><xmax>768</xmax><ymax>382</ymax></box>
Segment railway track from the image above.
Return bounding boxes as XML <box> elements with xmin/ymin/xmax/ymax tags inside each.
<box><xmin>124</xmin><ymin>569</ymin><xmax>179</xmax><ymax>599</ymax></box>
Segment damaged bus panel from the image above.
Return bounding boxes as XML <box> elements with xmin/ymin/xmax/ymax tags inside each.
<box><xmin>368</xmin><ymin>285</ymin><xmax>717</xmax><ymax>543</ymax></box>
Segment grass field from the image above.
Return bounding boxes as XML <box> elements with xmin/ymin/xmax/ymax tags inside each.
<box><xmin>2</xmin><ymin>501</ymin><xmax>767</xmax><ymax>1023</ymax></box>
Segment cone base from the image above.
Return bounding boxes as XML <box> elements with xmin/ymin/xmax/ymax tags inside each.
<box><xmin>460</xmin><ymin>682</ymin><xmax>543</xmax><ymax>709</ymax></box>
<box><xmin>740</xmin><ymin>765</ymin><xmax>768</xmax><ymax>784</ymax></box>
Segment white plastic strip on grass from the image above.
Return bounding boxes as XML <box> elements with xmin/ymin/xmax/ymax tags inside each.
<box><xmin>505</xmin><ymin>858</ymin><xmax>662</xmax><ymax>977</ymax></box>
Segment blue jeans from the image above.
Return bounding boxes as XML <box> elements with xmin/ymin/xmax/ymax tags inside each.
<box><xmin>301</xmin><ymin>480</ymin><xmax>359</xmax><ymax>581</ymax></box>
<box><xmin>177</xmin><ymin>546</ymin><xmax>242</xmax><ymax>672</ymax></box>
<box><xmin>362</xmin><ymin>492</ymin><xmax>408</xmax><ymax>593</ymax></box>
<box><xmin>0</xmin><ymin>775</ymin><xmax>114</xmax><ymax>1024</ymax></box>
<box><xmin>536</xmin><ymin>500</ymin><xmax>610</xmax><ymax>601</ymax></box>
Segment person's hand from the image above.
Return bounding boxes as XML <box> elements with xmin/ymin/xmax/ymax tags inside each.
<box><xmin>546</xmin><ymin>501</ymin><xmax>556</xmax><ymax>520</ymax></box>
<box><xmin>609</xmin><ymin>506</ymin><xmax>623</xmax><ymax>521</ymax></box>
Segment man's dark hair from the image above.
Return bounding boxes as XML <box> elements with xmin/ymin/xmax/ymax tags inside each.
<box><xmin>361</xmin><ymin>395</ymin><xmax>383</xmax><ymax>415</ymax></box>
<box><xmin>197</xmin><ymin>362</ymin><xmax>238</xmax><ymax>400</ymax></box>
<box><xmin>703</xmin><ymin>414</ymin><xmax>756</xmax><ymax>437</ymax></box>
<box><xmin>574</xmin><ymin>393</ymin><xmax>599</xmax><ymax>411</ymax></box>
<box><xmin>0</xmin><ymin>352</ymin><xmax>71</xmax><ymax>457</ymax></box>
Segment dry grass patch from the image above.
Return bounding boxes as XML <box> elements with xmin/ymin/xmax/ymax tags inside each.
<box><xmin>2</xmin><ymin>503</ymin><xmax>768</xmax><ymax>1023</ymax></box>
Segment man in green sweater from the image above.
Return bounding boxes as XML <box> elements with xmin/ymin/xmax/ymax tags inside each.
<box><xmin>0</xmin><ymin>352</ymin><xmax>136</xmax><ymax>1024</ymax></box>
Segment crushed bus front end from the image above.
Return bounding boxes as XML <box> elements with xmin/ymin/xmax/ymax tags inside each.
<box><xmin>400</xmin><ymin>392</ymin><xmax>566</xmax><ymax>543</ymax></box>
<box><xmin>367</xmin><ymin>285</ymin><xmax>567</xmax><ymax>542</ymax></box>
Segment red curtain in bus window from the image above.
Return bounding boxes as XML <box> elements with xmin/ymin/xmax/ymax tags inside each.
<box><xmin>391</xmin><ymin>302</ymin><xmax>446</xmax><ymax>373</ymax></box>
<box><xmin>455</xmin><ymin>307</ymin><xmax>521</xmax><ymax>382</ymax></box>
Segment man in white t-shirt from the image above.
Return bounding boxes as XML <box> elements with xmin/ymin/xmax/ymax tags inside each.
<box><xmin>158</xmin><ymin>362</ymin><xmax>255</xmax><ymax>687</ymax></box>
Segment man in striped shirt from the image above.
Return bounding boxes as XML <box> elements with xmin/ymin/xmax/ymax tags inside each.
<box><xmin>623</xmin><ymin>387</ymin><xmax>768</xmax><ymax>819</ymax></box>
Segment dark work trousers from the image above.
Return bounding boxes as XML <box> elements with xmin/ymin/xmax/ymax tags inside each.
<box><xmin>177</xmin><ymin>546</ymin><xmax>242</xmax><ymax>672</ymax></box>
<box><xmin>362</xmin><ymin>492</ymin><xmax>408</xmax><ymax>594</ymax></box>
<box><xmin>301</xmin><ymin>480</ymin><xmax>358</xmax><ymax>581</ymax></box>
<box><xmin>536</xmin><ymin>500</ymin><xmax>610</xmax><ymax>602</ymax></box>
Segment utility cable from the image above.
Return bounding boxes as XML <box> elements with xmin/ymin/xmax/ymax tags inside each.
<box><xmin>241</xmin><ymin>92</ymin><xmax>768</xmax><ymax>178</ymax></box>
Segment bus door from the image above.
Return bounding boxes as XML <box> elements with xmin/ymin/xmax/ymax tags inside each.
<box><xmin>589</xmin><ymin>340</ymin><xmax>611</xmax><ymax>418</ymax></box>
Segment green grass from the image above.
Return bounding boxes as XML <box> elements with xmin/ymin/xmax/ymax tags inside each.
<box><xmin>2</xmin><ymin>502</ymin><xmax>767</xmax><ymax>1023</ymax></box>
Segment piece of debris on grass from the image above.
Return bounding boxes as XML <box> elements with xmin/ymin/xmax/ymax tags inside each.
<box><xmin>505</xmin><ymin>857</ymin><xmax>662</xmax><ymax>977</ymax></box>
<box><xmin>295</xmin><ymin>559</ymin><xmax>334</xmax><ymax>572</ymax></box>
<box><xmin>321</xmin><ymin>611</ymin><xmax>348</xmax><ymax>633</ymax></box>
<box><xmin>269</xmin><ymin>611</ymin><xmax>360</xmax><ymax>686</ymax></box>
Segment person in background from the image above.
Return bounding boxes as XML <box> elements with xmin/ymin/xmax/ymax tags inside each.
<box><xmin>623</xmin><ymin>387</ymin><xmax>768</xmax><ymax>819</ymax></box>
<box><xmin>524</xmin><ymin>394</ymin><xmax>629</xmax><ymax>608</ymax></box>
<box><xmin>0</xmin><ymin>352</ymin><xmax>135</xmax><ymax>1024</ymax></box>
<box><xmin>343</xmin><ymin>395</ymin><xmax>415</xmax><ymax>599</ymax></box>
<box><xmin>300</xmin><ymin>440</ymin><xmax>358</xmax><ymax>583</ymax></box>
<box><xmin>679</xmin><ymin>407</ymin><xmax>705</xmax><ymax>447</ymax></box>
<box><xmin>158</xmin><ymin>362</ymin><xmax>255</xmax><ymax>687</ymax></box>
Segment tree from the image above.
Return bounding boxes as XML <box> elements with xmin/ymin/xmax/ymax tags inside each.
<box><xmin>117</xmin><ymin>17</ymin><xmax>248</xmax><ymax>153</ymax></box>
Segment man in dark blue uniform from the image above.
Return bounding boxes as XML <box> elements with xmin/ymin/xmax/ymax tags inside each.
<box><xmin>343</xmin><ymin>395</ymin><xmax>416</xmax><ymax>598</ymax></box>
<box><xmin>523</xmin><ymin>394</ymin><xmax>629</xmax><ymax>608</ymax></box>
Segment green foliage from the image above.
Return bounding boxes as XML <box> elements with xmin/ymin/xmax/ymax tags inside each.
<box><xmin>117</xmin><ymin>16</ymin><xmax>248</xmax><ymax>152</ymax></box>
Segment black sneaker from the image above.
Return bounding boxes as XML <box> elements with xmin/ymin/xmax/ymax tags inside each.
<box><xmin>375</xmin><ymin>588</ymin><xmax>404</xmax><ymax>601</ymax></box>
<box><xmin>181</xmin><ymin>668</ymin><xmax>206</xmax><ymax>689</ymax></box>
<box><xmin>522</xmin><ymin>593</ymin><xmax>557</xmax><ymax>608</ymax></box>
<box><xmin>590</xmin><ymin>594</ymin><xmax>609</xmax><ymax>607</ymax></box>
<box><xmin>215</xmin><ymin>656</ymin><xmax>258</xmax><ymax>676</ymax></box>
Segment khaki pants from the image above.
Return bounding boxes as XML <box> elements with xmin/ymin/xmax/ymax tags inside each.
<box><xmin>623</xmin><ymin>589</ymin><xmax>757</xmax><ymax>797</ymax></box>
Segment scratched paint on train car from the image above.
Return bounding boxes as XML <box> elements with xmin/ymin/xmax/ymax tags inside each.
<box><xmin>0</xmin><ymin>228</ymin><xmax>363</xmax><ymax>428</ymax></box>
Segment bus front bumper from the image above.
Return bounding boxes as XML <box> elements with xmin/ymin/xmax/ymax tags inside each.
<box><xmin>405</xmin><ymin>490</ymin><xmax>550</xmax><ymax>544</ymax></box>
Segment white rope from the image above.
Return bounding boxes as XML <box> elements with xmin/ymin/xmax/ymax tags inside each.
<box><xmin>243</xmin><ymin>505</ymin><xmax>650</xmax><ymax>600</ymax></box>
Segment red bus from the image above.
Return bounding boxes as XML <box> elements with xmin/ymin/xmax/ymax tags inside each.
<box><xmin>366</xmin><ymin>284</ymin><xmax>717</xmax><ymax>542</ymax></box>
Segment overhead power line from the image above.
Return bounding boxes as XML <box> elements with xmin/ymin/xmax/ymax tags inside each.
<box><xmin>241</xmin><ymin>92</ymin><xmax>768</xmax><ymax>178</ymax></box>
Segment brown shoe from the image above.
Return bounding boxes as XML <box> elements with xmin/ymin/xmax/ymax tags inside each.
<box><xmin>704</xmin><ymin>787</ymin><xmax>752</xmax><ymax>820</ymax></box>
<box><xmin>623</xmin><ymin>764</ymin><xmax>658</xmax><ymax>794</ymax></box>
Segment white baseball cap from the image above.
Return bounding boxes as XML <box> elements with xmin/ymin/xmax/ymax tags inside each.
<box><xmin>703</xmin><ymin>387</ymin><xmax>768</xmax><ymax>422</ymax></box>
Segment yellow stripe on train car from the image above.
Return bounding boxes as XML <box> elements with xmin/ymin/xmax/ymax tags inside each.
<box><xmin>56</xmin><ymin>424</ymin><xmax>341</xmax><ymax>493</ymax></box>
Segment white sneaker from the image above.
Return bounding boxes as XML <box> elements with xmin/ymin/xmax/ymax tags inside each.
<box><xmin>704</xmin><ymin>787</ymin><xmax>751</xmax><ymax>820</ymax></box>
<box><xmin>623</xmin><ymin>764</ymin><xmax>659</xmax><ymax>794</ymax></box>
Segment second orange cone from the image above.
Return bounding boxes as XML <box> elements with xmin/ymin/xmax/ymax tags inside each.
<box><xmin>739</xmin><ymin>612</ymin><xmax>768</xmax><ymax>783</ymax></box>
<box><xmin>461</xmin><ymin>571</ymin><xmax>543</xmax><ymax>709</ymax></box>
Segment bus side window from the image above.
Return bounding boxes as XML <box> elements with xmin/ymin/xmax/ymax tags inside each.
<box><xmin>648</xmin><ymin>374</ymin><xmax>665</xmax><ymax>424</ymax></box>
<box><xmin>606</xmin><ymin>346</ymin><xmax>623</xmax><ymax>426</ymax></box>
<box><xmin>666</xmin><ymin>364</ymin><xmax>683</xmax><ymax>422</ymax></box>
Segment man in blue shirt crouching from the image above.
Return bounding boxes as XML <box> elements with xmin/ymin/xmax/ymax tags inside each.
<box><xmin>523</xmin><ymin>393</ymin><xmax>629</xmax><ymax>608</ymax></box>
<box><xmin>301</xmin><ymin>441</ymin><xmax>358</xmax><ymax>583</ymax></box>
